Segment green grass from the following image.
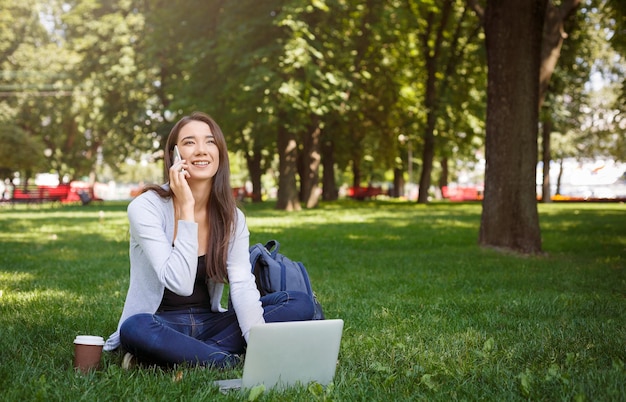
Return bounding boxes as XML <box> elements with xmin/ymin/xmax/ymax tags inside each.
<box><xmin>0</xmin><ymin>200</ymin><xmax>624</xmax><ymax>401</ymax></box>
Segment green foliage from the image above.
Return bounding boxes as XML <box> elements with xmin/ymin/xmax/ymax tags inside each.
<box><xmin>0</xmin><ymin>200</ymin><xmax>624</xmax><ymax>400</ymax></box>
<box><xmin>0</xmin><ymin>0</ymin><xmax>155</xmax><ymax>181</ymax></box>
<box><xmin>0</xmin><ymin>125</ymin><xmax>45</xmax><ymax>180</ymax></box>
<box><xmin>543</xmin><ymin>0</ymin><xmax>626</xmax><ymax>162</ymax></box>
<box><xmin>62</xmin><ymin>0</ymin><xmax>154</xmax><ymax>172</ymax></box>
<box><xmin>0</xmin><ymin>0</ymin><xmax>623</xmax><ymax>201</ymax></box>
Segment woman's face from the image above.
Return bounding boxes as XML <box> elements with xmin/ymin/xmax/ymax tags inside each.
<box><xmin>176</xmin><ymin>120</ymin><xmax>220</xmax><ymax>181</ymax></box>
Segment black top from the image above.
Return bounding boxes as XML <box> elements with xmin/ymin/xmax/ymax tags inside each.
<box><xmin>158</xmin><ymin>255</ymin><xmax>211</xmax><ymax>311</ymax></box>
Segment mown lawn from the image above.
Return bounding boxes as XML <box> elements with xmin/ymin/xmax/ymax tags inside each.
<box><xmin>0</xmin><ymin>200</ymin><xmax>624</xmax><ymax>401</ymax></box>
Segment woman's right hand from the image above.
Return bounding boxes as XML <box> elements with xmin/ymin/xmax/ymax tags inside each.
<box><xmin>169</xmin><ymin>161</ymin><xmax>194</xmax><ymax>221</ymax></box>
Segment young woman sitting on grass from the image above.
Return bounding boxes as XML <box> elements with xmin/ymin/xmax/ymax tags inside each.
<box><xmin>103</xmin><ymin>112</ymin><xmax>315</xmax><ymax>368</ymax></box>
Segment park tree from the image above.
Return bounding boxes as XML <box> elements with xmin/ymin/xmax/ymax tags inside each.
<box><xmin>266</xmin><ymin>0</ymin><xmax>403</xmax><ymax>204</ymax></box>
<box><xmin>339</xmin><ymin>0</ymin><xmax>398</xmax><ymax>191</ymax></box>
<box><xmin>478</xmin><ymin>0</ymin><xmax>546</xmax><ymax>254</ymax></box>
<box><xmin>268</xmin><ymin>0</ymin><xmax>407</xmax><ymax>208</ymax></box>
<box><xmin>0</xmin><ymin>0</ymin><xmax>68</xmax><ymax>184</ymax></box>
<box><xmin>210</xmin><ymin>0</ymin><xmax>300</xmax><ymax>208</ymax></box>
<box><xmin>539</xmin><ymin>1</ymin><xmax>593</xmax><ymax>201</ymax></box>
<box><xmin>535</xmin><ymin>0</ymin><xmax>624</xmax><ymax>201</ymax></box>
<box><xmin>2</xmin><ymin>0</ymin><xmax>152</xmax><ymax>181</ymax></box>
<box><xmin>583</xmin><ymin>0</ymin><xmax>626</xmax><ymax>161</ymax></box>
<box><xmin>256</xmin><ymin>0</ymin><xmax>337</xmax><ymax>209</ymax></box>
<box><xmin>296</xmin><ymin>0</ymin><xmax>378</xmax><ymax>201</ymax></box>
<box><xmin>287</xmin><ymin>0</ymin><xmax>423</xmax><ymax>203</ymax></box>
<box><xmin>61</xmin><ymin>0</ymin><xmax>152</xmax><ymax>182</ymax></box>
<box><xmin>1</xmin><ymin>0</ymin><xmax>153</xmax><ymax>185</ymax></box>
<box><xmin>12</xmin><ymin>42</ymin><xmax>82</xmax><ymax>181</ymax></box>
<box><xmin>538</xmin><ymin>0</ymin><xmax>581</xmax><ymax>202</ymax></box>
<box><xmin>405</xmin><ymin>0</ymin><xmax>485</xmax><ymax>203</ymax></box>
<box><xmin>468</xmin><ymin>0</ymin><xmax>615</xmax><ymax>253</ymax></box>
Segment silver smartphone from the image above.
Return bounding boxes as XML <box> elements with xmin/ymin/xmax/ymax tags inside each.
<box><xmin>173</xmin><ymin>145</ymin><xmax>185</xmax><ymax>173</ymax></box>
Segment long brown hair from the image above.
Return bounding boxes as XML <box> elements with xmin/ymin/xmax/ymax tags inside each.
<box><xmin>143</xmin><ymin>112</ymin><xmax>237</xmax><ymax>283</ymax></box>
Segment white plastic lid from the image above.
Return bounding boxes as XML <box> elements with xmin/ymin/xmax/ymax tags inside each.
<box><xmin>74</xmin><ymin>335</ymin><xmax>105</xmax><ymax>346</ymax></box>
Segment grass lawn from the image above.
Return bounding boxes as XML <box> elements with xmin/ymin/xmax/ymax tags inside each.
<box><xmin>0</xmin><ymin>200</ymin><xmax>624</xmax><ymax>401</ymax></box>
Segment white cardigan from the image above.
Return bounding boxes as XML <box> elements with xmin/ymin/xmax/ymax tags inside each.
<box><xmin>104</xmin><ymin>188</ymin><xmax>264</xmax><ymax>351</ymax></box>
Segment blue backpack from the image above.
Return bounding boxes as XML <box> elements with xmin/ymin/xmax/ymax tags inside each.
<box><xmin>249</xmin><ymin>240</ymin><xmax>325</xmax><ymax>320</ymax></box>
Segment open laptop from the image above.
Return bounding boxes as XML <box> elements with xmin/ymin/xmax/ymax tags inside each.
<box><xmin>215</xmin><ymin>319</ymin><xmax>344</xmax><ymax>391</ymax></box>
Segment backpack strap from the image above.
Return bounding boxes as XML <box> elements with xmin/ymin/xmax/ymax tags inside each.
<box><xmin>249</xmin><ymin>242</ymin><xmax>270</xmax><ymax>296</ymax></box>
<box><xmin>249</xmin><ymin>240</ymin><xmax>280</xmax><ymax>273</ymax></box>
<box><xmin>249</xmin><ymin>243</ymin><xmax>267</xmax><ymax>274</ymax></box>
<box><xmin>264</xmin><ymin>240</ymin><xmax>280</xmax><ymax>258</ymax></box>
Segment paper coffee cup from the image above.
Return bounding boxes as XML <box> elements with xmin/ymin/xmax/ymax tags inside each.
<box><xmin>73</xmin><ymin>335</ymin><xmax>105</xmax><ymax>373</ymax></box>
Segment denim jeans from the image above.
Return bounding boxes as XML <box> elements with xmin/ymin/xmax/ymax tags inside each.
<box><xmin>119</xmin><ymin>291</ymin><xmax>314</xmax><ymax>368</ymax></box>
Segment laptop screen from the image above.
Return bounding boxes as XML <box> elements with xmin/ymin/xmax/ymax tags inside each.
<box><xmin>241</xmin><ymin>319</ymin><xmax>344</xmax><ymax>390</ymax></box>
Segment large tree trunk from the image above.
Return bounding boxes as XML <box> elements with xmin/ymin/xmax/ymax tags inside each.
<box><xmin>479</xmin><ymin>0</ymin><xmax>545</xmax><ymax>254</ymax></box>
<box><xmin>321</xmin><ymin>137</ymin><xmax>338</xmax><ymax>201</ymax></box>
<box><xmin>276</xmin><ymin>124</ymin><xmax>301</xmax><ymax>211</ymax></box>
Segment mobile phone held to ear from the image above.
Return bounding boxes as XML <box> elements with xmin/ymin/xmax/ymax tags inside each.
<box><xmin>173</xmin><ymin>145</ymin><xmax>186</xmax><ymax>174</ymax></box>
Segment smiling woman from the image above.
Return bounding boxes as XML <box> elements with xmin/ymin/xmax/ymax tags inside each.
<box><xmin>104</xmin><ymin>112</ymin><xmax>317</xmax><ymax>369</ymax></box>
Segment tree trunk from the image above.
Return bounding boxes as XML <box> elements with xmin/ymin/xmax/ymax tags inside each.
<box><xmin>276</xmin><ymin>124</ymin><xmax>301</xmax><ymax>211</ymax></box>
<box><xmin>541</xmin><ymin>116</ymin><xmax>552</xmax><ymax>202</ymax></box>
<box><xmin>417</xmin><ymin>112</ymin><xmax>435</xmax><ymax>203</ymax></box>
<box><xmin>439</xmin><ymin>157</ymin><xmax>449</xmax><ymax>193</ymax></box>
<box><xmin>299</xmin><ymin>122</ymin><xmax>322</xmax><ymax>208</ymax></box>
<box><xmin>538</xmin><ymin>1</ymin><xmax>580</xmax><ymax>204</ymax></box>
<box><xmin>393</xmin><ymin>167</ymin><xmax>404</xmax><ymax>198</ymax></box>
<box><xmin>556</xmin><ymin>158</ymin><xmax>564</xmax><ymax>195</ymax></box>
<box><xmin>539</xmin><ymin>0</ymin><xmax>581</xmax><ymax>107</ymax></box>
<box><xmin>417</xmin><ymin>46</ymin><xmax>441</xmax><ymax>203</ymax></box>
<box><xmin>416</xmin><ymin>2</ymin><xmax>453</xmax><ymax>204</ymax></box>
<box><xmin>22</xmin><ymin>170</ymin><xmax>32</xmax><ymax>191</ymax></box>
<box><xmin>321</xmin><ymin>138</ymin><xmax>338</xmax><ymax>201</ymax></box>
<box><xmin>479</xmin><ymin>0</ymin><xmax>545</xmax><ymax>254</ymax></box>
<box><xmin>352</xmin><ymin>148</ymin><xmax>362</xmax><ymax>189</ymax></box>
<box><xmin>245</xmin><ymin>148</ymin><xmax>263</xmax><ymax>202</ymax></box>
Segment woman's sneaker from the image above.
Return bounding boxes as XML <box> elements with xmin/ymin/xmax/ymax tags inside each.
<box><xmin>121</xmin><ymin>352</ymin><xmax>136</xmax><ymax>370</ymax></box>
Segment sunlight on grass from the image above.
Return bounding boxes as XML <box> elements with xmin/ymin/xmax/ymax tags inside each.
<box><xmin>0</xmin><ymin>271</ymin><xmax>35</xmax><ymax>289</ymax></box>
<box><xmin>1</xmin><ymin>288</ymin><xmax>74</xmax><ymax>304</ymax></box>
<box><xmin>0</xmin><ymin>208</ymin><xmax>128</xmax><ymax>245</ymax></box>
<box><xmin>0</xmin><ymin>230</ymin><xmax>46</xmax><ymax>242</ymax></box>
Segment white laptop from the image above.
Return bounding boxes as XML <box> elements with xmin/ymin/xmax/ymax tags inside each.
<box><xmin>215</xmin><ymin>319</ymin><xmax>344</xmax><ymax>391</ymax></box>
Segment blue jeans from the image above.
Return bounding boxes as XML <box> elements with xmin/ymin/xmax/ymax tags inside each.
<box><xmin>119</xmin><ymin>291</ymin><xmax>314</xmax><ymax>368</ymax></box>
